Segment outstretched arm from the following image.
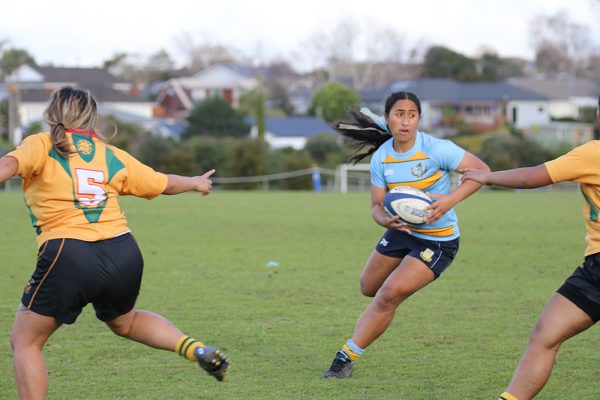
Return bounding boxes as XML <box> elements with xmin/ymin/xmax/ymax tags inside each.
<box><xmin>426</xmin><ymin>152</ymin><xmax>490</xmax><ymax>223</ymax></box>
<box><xmin>163</xmin><ymin>169</ymin><xmax>216</xmax><ymax>196</ymax></box>
<box><xmin>0</xmin><ymin>156</ymin><xmax>18</xmax><ymax>184</ymax></box>
<box><xmin>460</xmin><ymin>164</ymin><xmax>552</xmax><ymax>189</ymax></box>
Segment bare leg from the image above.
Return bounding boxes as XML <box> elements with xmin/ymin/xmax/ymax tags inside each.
<box><xmin>359</xmin><ymin>251</ymin><xmax>402</xmax><ymax>297</ymax></box>
<box><xmin>105</xmin><ymin>307</ymin><xmax>185</xmax><ymax>351</ymax></box>
<box><xmin>11</xmin><ymin>304</ymin><xmax>62</xmax><ymax>400</ymax></box>
<box><xmin>353</xmin><ymin>255</ymin><xmax>434</xmax><ymax>348</ymax></box>
<box><xmin>506</xmin><ymin>293</ymin><xmax>594</xmax><ymax>400</ymax></box>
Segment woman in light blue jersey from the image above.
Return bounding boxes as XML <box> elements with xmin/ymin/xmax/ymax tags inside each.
<box><xmin>323</xmin><ymin>91</ymin><xmax>489</xmax><ymax>379</ymax></box>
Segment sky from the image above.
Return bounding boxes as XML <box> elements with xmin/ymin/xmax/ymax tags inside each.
<box><xmin>1</xmin><ymin>0</ymin><xmax>599</xmax><ymax>71</ymax></box>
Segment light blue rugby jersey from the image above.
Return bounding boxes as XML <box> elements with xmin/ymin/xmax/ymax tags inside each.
<box><xmin>370</xmin><ymin>131</ymin><xmax>465</xmax><ymax>241</ymax></box>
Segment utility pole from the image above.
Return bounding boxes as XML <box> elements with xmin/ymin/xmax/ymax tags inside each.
<box><xmin>7</xmin><ymin>79</ymin><xmax>22</xmax><ymax>145</ymax></box>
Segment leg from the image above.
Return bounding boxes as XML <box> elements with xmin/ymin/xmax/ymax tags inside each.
<box><xmin>11</xmin><ymin>304</ymin><xmax>61</xmax><ymax>400</ymax></box>
<box><xmin>359</xmin><ymin>251</ymin><xmax>403</xmax><ymax>297</ymax></box>
<box><xmin>106</xmin><ymin>307</ymin><xmax>184</xmax><ymax>350</ymax></box>
<box><xmin>353</xmin><ymin>255</ymin><xmax>434</xmax><ymax>348</ymax></box>
<box><xmin>106</xmin><ymin>307</ymin><xmax>230</xmax><ymax>381</ymax></box>
<box><xmin>505</xmin><ymin>293</ymin><xmax>594</xmax><ymax>400</ymax></box>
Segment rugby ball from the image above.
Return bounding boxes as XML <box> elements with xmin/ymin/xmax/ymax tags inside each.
<box><xmin>383</xmin><ymin>186</ymin><xmax>433</xmax><ymax>225</ymax></box>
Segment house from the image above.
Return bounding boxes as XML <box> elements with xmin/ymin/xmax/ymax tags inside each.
<box><xmin>361</xmin><ymin>78</ymin><xmax>550</xmax><ymax>133</ymax></box>
<box><xmin>508</xmin><ymin>77</ymin><xmax>599</xmax><ymax>119</ymax></box>
<box><xmin>247</xmin><ymin>116</ymin><xmax>335</xmax><ymax>150</ymax></box>
<box><xmin>4</xmin><ymin>65</ymin><xmax>155</xmax><ymax>144</ymax></box>
<box><xmin>155</xmin><ymin>64</ymin><xmax>258</xmax><ymax>119</ymax></box>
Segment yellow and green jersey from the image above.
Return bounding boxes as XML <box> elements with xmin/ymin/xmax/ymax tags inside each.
<box><xmin>8</xmin><ymin>130</ymin><xmax>168</xmax><ymax>248</ymax></box>
<box><xmin>545</xmin><ymin>140</ymin><xmax>600</xmax><ymax>256</ymax></box>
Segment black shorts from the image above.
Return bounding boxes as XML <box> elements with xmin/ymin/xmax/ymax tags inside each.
<box><xmin>557</xmin><ymin>253</ymin><xmax>600</xmax><ymax>322</ymax></box>
<box><xmin>21</xmin><ymin>233</ymin><xmax>144</xmax><ymax>324</ymax></box>
<box><xmin>375</xmin><ymin>229</ymin><xmax>460</xmax><ymax>278</ymax></box>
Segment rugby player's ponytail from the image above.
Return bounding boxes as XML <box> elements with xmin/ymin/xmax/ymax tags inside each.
<box><xmin>43</xmin><ymin>86</ymin><xmax>101</xmax><ymax>156</ymax></box>
<box><xmin>332</xmin><ymin>91</ymin><xmax>421</xmax><ymax>164</ymax></box>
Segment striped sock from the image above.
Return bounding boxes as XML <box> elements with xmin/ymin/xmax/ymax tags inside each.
<box><xmin>341</xmin><ymin>339</ymin><xmax>364</xmax><ymax>362</ymax></box>
<box><xmin>175</xmin><ymin>336</ymin><xmax>205</xmax><ymax>361</ymax></box>
<box><xmin>499</xmin><ymin>392</ymin><xmax>519</xmax><ymax>400</ymax></box>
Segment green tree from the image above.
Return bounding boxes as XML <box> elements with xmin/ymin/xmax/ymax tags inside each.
<box><xmin>0</xmin><ymin>47</ymin><xmax>36</xmax><ymax>77</ymax></box>
<box><xmin>187</xmin><ymin>136</ymin><xmax>232</xmax><ymax>174</ymax></box>
<box><xmin>268</xmin><ymin>147</ymin><xmax>313</xmax><ymax>190</ymax></box>
<box><xmin>239</xmin><ymin>88</ymin><xmax>266</xmax><ymax>140</ymax></box>
<box><xmin>267</xmin><ymin>82</ymin><xmax>294</xmax><ymax>116</ymax></box>
<box><xmin>478</xmin><ymin>134</ymin><xmax>552</xmax><ymax>171</ymax></box>
<box><xmin>421</xmin><ymin>46</ymin><xmax>479</xmax><ymax>81</ymax></box>
<box><xmin>309</xmin><ymin>83</ymin><xmax>360</xmax><ymax>123</ymax></box>
<box><xmin>183</xmin><ymin>97</ymin><xmax>250</xmax><ymax>138</ymax></box>
<box><xmin>225</xmin><ymin>139</ymin><xmax>268</xmax><ymax>189</ymax></box>
<box><xmin>138</xmin><ymin>136</ymin><xmax>197</xmax><ymax>176</ymax></box>
<box><xmin>0</xmin><ymin>100</ymin><xmax>8</xmax><ymax>140</ymax></box>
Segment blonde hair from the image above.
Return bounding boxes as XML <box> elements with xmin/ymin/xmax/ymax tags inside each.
<box><xmin>43</xmin><ymin>86</ymin><xmax>105</xmax><ymax>156</ymax></box>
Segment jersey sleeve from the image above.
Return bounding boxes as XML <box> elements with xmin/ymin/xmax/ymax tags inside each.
<box><xmin>430</xmin><ymin>138</ymin><xmax>465</xmax><ymax>171</ymax></box>
<box><xmin>6</xmin><ymin>134</ymin><xmax>51</xmax><ymax>178</ymax></box>
<box><xmin>545</xmin><ymin>141</ymin><xmax>600</xmax><ymax>184</ymax></box>
<box><xmin>370</xmin><ymin>151</ymin><xmax>386</xmax><ymax>188</ymax></box>
<box><xmin>113</xmin><ymin>148</ymin><xmax>168</xmax><ymax>199</ymax></box>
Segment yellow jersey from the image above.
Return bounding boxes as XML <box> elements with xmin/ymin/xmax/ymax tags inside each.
<box><xmin>8</xmin><ymin>130</ymin><xmax>168</xmax><ymax>248</ymax></box>
<box><xmin>545</xmin><ymin>140</ymin><xmax>600</xmax><ymax>256</ymax></box>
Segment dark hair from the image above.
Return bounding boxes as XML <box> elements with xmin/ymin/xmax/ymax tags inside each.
<box><xmin>384</xmin><ymin>91</ymin><xmax>421</xmax><ymax>116</ymax></box>
<box><xmin>597</xmin><ymin>95</ymin><xmax>600</xmax><ymax>108</ymax></box>
<box><xmin>332</xmin><ymin>91</ymin><xmax>421</xmax><ymax>164</ymax></box>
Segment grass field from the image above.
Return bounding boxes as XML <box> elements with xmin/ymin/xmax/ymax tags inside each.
<box><xmin>1</xmin><ymin>189</ymin><xmax>598</xmax><ymax>399</ymax></box>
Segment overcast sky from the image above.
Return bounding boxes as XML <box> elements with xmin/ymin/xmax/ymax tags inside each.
<box><xmin>2</xmin><ymin>0</ymin><xmax>599</xmax><ymax>70</ymax></box>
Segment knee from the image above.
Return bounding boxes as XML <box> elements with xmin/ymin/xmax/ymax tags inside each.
<box><xmin>359</xmin><ymin>279</ymin><xmax>378</xmax><ymax>297</ymax></box>
<box><xmin>373</xmin><ymin>286</ymin><xmax>407</xmax><ymax>310</ymax></box>
<box><xmin>108</xmin><ymin>320</ymin><xmax>133</xmax><ymax>337</ymax></box>
<box><xmin>527</xmin><ymin>325</ymin><xmax>561</xmax><ymax>352</ymax></box>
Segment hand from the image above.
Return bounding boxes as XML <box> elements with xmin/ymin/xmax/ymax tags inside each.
<box><xmin>424</xmin><ymin>193</ymin><xmax>454</xmax><ymax>223</ymax></box>
<box><xmin>458</xmin><ymin>168</ymin><xmax>490</xmax><ymax>185</ymax></box>
<box><xmin>379</xmin><ymin>214</ymin><xmax>412</xmax><ymax>234</ymax></box>
<box><xmin>195</xmin><ymin>169</ymin><xmax>215</xmax><ymax>196</ymax></box>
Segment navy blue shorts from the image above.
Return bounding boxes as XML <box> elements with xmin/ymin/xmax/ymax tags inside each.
<box><xmin>375</xmin><ymin>229</ymin><xmax>460</xmax><ymax>278</ymax></box>
<box><xmin>557</xmin><ymin>253</ymin><xmax>600</xmax><ymax>322</ymax></box>
<box><xmin>21</xmin><ymin>233</ymin><xmax>144</xmax><ymax>324</ymax></box>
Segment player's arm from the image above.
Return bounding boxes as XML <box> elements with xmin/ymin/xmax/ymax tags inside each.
<box><xmin>163</xmin><ymin>169</ymin><xmax>216</xmax><ymax>196</ymax></box>
<box><xmin>0</xmin><ymin>156</ymin><xmax>18</xmax><ymax>183</ymax></box>
<box><xmin>426</xmin><ymin>152</ymin><xmax>489</xmax><ymax>222</ymax></box>
<box><xmin>371</xmin><ymin>185</ymin><xmax>411</xmax><ymax>233</ymax></box>
<box><xmin>461</xmin><ymin>164</ymin><xmax>552</xmax><ymax>189</ymax></box>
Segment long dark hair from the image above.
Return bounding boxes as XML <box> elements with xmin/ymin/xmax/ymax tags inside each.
<box><xmin>332</xmin><ymin>91</ymin><xmax>421</xmax><ymax>164</ymax></box>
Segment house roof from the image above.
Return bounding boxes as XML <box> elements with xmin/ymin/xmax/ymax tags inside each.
<box><xmin>247</xmin><ymin>116</ymin><xmax>335</xmax><ymax>138</ymax></box>
<box><xmin>362</xmin><ymin>78</ymin><xmax>548</xmax><ymax>105</ymax></box>
<box><xmin>19</xmin><ymin>87</ymin><xmax>150</xmax><ymax>103</ymax></box>
<box><xmin>508</xmin><ymin>77</ymin><xmax>600</xmax><ymax>99</ymax></box>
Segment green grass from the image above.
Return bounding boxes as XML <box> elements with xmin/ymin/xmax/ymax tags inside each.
<box><xmin>0</xmin><ymin>189</ymin><xmax>596</xmax><ymax>399</ymax></box>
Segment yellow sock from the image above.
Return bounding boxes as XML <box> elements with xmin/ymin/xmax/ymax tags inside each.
<box><xmin>175</xmin><ymin>336</ymin><xmax>205</xmax><ymax>361</ymax></box>
<box><xmin>499</xmin><ymin>392</ymin><xmax>519</xmax><ymax>400</ymax></box>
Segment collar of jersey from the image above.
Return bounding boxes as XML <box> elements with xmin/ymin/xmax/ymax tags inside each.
<box><xmin>66</xmin><ymin>128</ymin><xmax>98</xmax><ymax>138</ymax></box>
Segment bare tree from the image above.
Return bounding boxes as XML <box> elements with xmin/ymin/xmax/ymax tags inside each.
<box><xmin>174</xmin><ymin>32</ymin><xmax>238</xmax><ymax>73</ymax></box>
<box><xmin>529</xmin><ymin>11</ymin><xmax>592</xmax><ymax>76</ymax></box>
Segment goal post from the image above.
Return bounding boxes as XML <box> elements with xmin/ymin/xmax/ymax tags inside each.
<box><xmin>337</xmin><ymin>163</ymin><xmax>370</xmax><ymax>193</ymax></box>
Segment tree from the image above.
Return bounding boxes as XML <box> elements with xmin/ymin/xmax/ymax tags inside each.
<box><xmin>421</xmin><ymin>46</ymin><xmax>479</xmax><ymax>81</ymax></box>
<box><xmin>0</xmin><ymin>47</ymin><xmax>36</xmax><ymax>77</ymax></box>
<box><xmin>175</xmin><ymin>33</ymin><xmax>237</xmax><ymax>72</ymax></box>
<box><xmin>477</xmin><ymin>134</ymin><xmax>552</xmax><ymax>171</ymax></box>
<box><xmin>183</xmin><ymin>97</ymin><xmax>250</xmax><ymax>138</ymax></box>
<box><xmin>225</xmin><ymin>139</ymin><xmax>269</xmax><ymax>189</ymax></box>
<box><xmin>309</xmin><ymin>83</ymin><xmax>360</xmax><ymax>123</ymax></box>
<box><xmin>266</xmin><ymin>81</ymin><xmax>294</xmax><ymax>116</ymax></box>
<box><xmin>529</xmin><ymin>12</ymin><xmax>591</xmax><ymax>76</ymax></box>
<box><xmin>239</xmin><ymin>88</ymin><xmax>266</xmax><ymax>140</ymax></box>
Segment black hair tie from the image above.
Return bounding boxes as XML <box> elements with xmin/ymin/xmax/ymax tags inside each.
<box><xmin>57</xmin><ymin>122</ymin><xmax>65</xmax><ymax>128</ymax></box>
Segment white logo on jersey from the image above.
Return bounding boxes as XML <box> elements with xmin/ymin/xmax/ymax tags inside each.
<box><xmin>379</xmin><ymin>238</ymin><xmax>389</xmax><ymax>247</ymax></box>
<box><xmin>384</xmin><ymin>169</ymin><xmax>394</xmax><ymax>177</ymax></box>
<box><xmin>75</xmin><ymin>169</ymin><xmax>107</xmax><ymax>207</ymax></box>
